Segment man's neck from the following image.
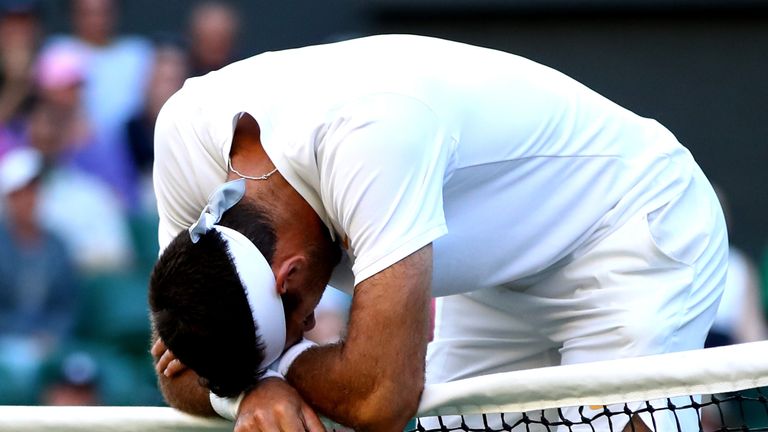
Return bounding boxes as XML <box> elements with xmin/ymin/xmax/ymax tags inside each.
<box><xmin>229</xmin><ymin>115</ymin><xmax>276</xmax><ymax>182</ymax></box>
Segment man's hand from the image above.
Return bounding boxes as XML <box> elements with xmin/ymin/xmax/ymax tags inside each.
<box><xmin>150</xmin><ymin>334</ymin><xmax>216</xmax><ymax>417</ymax></box>
<box><xmin>235</xmin><ymin>378</ymin><xmax>326</xmax><ymax>432</ymax></box>
<box><xmin>151</xmin><ymin>338</ymin><xmax>188</xmax><ymax>377</ymax></box>
<box><xmin>152</xmin><ymin>335</ymin><xmax>326</xmax><ymax>430</ymax></box>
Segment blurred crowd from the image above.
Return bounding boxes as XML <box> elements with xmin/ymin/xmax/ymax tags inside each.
<box><xmin>0</xmin><ymin>0</ymin><xmax>763</xmax><ymax>411</ymax></box>
<box><xmin>0</xmin><ymin>0</ymin><xmax>353</xmax><ymax>407</ymax></box>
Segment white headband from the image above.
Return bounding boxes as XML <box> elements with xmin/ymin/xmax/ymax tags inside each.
<box><xmin>189</xmin><ymin>179</ymin><xmax>286</xmax><ymax>371</ymax></box>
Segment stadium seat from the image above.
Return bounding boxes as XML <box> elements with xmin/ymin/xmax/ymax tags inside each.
<box><xmin>74</xmin><ymin>272</ymin><xmax>152</xmax><ymax>358</ymax></box>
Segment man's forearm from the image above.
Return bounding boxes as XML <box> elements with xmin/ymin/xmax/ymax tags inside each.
<box><xmin>286</xmin><ymin>246</ymin><xmax>433</xmax><ymax>431</ymax></box>
<box><xmin>157</xmin><ymin>366</ymin><xmax>217</xmax><ymax>417</ymax></box>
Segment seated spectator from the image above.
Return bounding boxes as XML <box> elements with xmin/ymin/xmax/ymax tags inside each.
<box><xmin>0</xmin><ymin>0</ymin><xmax>42</xmax><ymax>163</ymax></box>
<box><xmin>187</xmin><ymin>1</ymin><xmax>240</xmax><ymax>76</ymax></box>
<box><xmin>0</xmin><ymin>0</ymin><xmax>41</xmax><ymax>126</ymax></box>
<box><xmin>25</xmin><ymin>99</ymin><xmax>134</xmax><ymax>273</ymax></box>
<box><xmin>34</xmin><ymin>42</ymin><xmax>92</xmax><ymax>158</ymax></box>
<box><xmin>44</xmin><ymin>0</ymin><xmax>152</xmax><ymax>207</ymax></box>
<box><xmin>125</xmin><ymin>38</ymin><xmax>189</xmax><ymax>212</ymax></box>
<box><xmin>0</xmin><ymin>147</ymin><xmax>78</xmax><ymax>403</ymax></box>
<box><xmin>39</xmin><ymin>350</ymin><xmax>101</xmax><ymax>406</ymax></box>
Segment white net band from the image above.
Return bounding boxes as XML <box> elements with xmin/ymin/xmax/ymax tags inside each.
<box><xmin>418</xmin><ymin>340</ymin><xmax>768</xmax><ymax>417</ymax></box>
<box><xmin>1</xmin><ymin>341</ymin><xmax>767</xmax><ymax>431</ymax></box>
<box><xmin>0</xmin><ymin>406</ymin><xmax>231</xmax><ymax>431</ymax></box>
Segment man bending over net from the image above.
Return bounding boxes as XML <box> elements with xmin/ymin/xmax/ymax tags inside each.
<box><xmin>148</xmin><ymin>35</ymin><xmax>727</xmax><ymax>432</ymax></box>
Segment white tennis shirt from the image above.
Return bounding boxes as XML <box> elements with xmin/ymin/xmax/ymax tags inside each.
<box><xmin>154</xmin><ymin>34</ymin><xmax>695</xmax><ymax>296</ymax></box>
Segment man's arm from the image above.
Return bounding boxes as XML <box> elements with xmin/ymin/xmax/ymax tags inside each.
<box><xmin>152</xmin><ymin>332</ymin><xmax>327</xmax><ymax>431</ymax></box>
<box><xmin>264</xmin><ymin>95</ymin><xmax>445</xmax><ymax>430</ymax></box>
<box><xmin>285</xmin><ymin>245</ymin><xmax>433</xmax><ymax>430</ymax></box>
<box><xmin>151</xmin><ymin>333</ymin><xmax>217</xmax><ymax>417</ymax></box>
<box><xmin>153</xmin><ymin>245</ymin><xmax>431</xmax><ymax>429</ymax></box>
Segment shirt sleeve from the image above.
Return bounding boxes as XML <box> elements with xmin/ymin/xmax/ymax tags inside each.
<box><xmin>152</xmin><ymin>89</ymin><xmax>226</xmax><ymax>253</ymax></box>
<box><xmin>153</xmin><ymin>95</ymin><xmax>192</xmax><ymax>251</ymax></box>
<box><xmin>317</xmin><ymin>93</ymin><xmax>455</xmax><ymax>285</ymax></box>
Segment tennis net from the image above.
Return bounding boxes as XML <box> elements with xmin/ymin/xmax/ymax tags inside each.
<box><xmin>409</xmin><ymin>341</ymin><xmax>768</xmax><ymax>432</ymax></box>
<box><xmin>0</xmin><ymin>342</ymin><xmax>766</xmax><ymax>431</ymax></box>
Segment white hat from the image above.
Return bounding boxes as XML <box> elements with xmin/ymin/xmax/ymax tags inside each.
<box><xmin>0</xmin><ymin>147</ymin><xmax>43</xmax><ymax>195</ymax></box>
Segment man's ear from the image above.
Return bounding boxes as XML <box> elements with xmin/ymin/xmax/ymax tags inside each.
<box><xmin>274</xmin><ymin>255</ymin><xmax>308</xmax><ymax>295</ymax></box>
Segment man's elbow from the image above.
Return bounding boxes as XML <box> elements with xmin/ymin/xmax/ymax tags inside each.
<box><xmin>348</xmin><ymin>380</ymin><xmax>423</xmax><ymax>431</ymax></box>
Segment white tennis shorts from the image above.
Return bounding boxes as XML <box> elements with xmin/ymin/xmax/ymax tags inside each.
<box><xmin>425</xmin><ymin>165</ymin><xmax>728</xmax><ymax>431</ymax></box>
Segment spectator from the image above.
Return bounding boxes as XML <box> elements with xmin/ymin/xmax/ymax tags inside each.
<box><xmin>0</xmin><ymin>0</ymin><xmax>42</xmax><ymax>156</ymax></box>
<box><xmin>0</xmin><ymin>147</ymin><xmax>78</xmax><ymax>403</ymax></box>
<box><xmin>125</xmin><ymin>38</ymin><xmax>189</xmax><ymax>211</ymax></box>
<box><xmin>0</xmin><ymin>0</ymin><xmax>40</xmax><ymax>123</ymax></box>
<box><xmin>44</xmin><ymin>0</ymin><xmax>152</xmax><ymax>207</ymax></box>
<box><xmin>24</xmin><ymin>99</ymin><xmax>134</xmax><ymax>274</ymax></box>
<box><xmin>40</xmin><ymin>350</ymin><xmax>101</xmax><ymax>406</ymax></box>
<box><xmin>126</xmin><ymin>39</ymin><xmax>189</xmax><ymax>174</ymax></box>
<box><xmin>33</xmin><ymin>43</ymin><xmax>92</xmax><ymax>159</ymax></box>
<box><xmin>187</xmin><ymin>1</ymin><xmax>240</xmax><ymax>77</ymax></box>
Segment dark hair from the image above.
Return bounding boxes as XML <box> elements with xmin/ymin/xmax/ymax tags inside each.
<box><xmin>149</xmin><ymin>198</ymin><xmax>277</xmax><ymax>397</ymax></box>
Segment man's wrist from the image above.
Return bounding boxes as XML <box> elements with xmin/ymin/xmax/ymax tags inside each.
<box><xmin>209</xmin><ymin>370</ymin><xmax>285</xmax><ymax>419</ymax></box>
<box><xmin>208</xmin><ymin>339</ymin><xmax>317</xmax><ymax>420</ymax></box>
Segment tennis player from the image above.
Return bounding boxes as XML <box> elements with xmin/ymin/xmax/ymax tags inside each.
<box><xmin>149</xmin><ymin>34</ymin><xmax>727</xmax><ymax>432</ymax></box>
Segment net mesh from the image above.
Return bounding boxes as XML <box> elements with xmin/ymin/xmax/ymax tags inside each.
<box><xmin>405</xmin><ymin>387</ymin><xmax>768</xmax><ymax>431</ymax></box>
<box><xmin>331</xmin><ymin>342</ymin><xmax>768</xmax><ymax>432</ymax></box>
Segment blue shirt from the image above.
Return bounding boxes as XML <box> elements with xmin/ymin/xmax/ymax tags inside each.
<box><xmin>0</xmin><ymin>221</ymin><xmax>77</xmax><ymax>338</ymax></box>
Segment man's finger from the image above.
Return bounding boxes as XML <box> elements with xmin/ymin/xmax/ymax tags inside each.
<box><xmin>165</xmin><ymin>358</ymin><xmax>188</xmax><ymax>377</ymax></box>
<box><xmin>301</xmin><ymin>403</ymin><xmax>327</xmax><ymax>432</ymax></box>
<box><xmin>151</xmin><ymin>338</ymin><xmax>166</xmax><ymax>358</ymax></box>
<box><xmin>156</xmin><ymin>349</ymin><xmax>175</xmax><ymax>375</ymax></box>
